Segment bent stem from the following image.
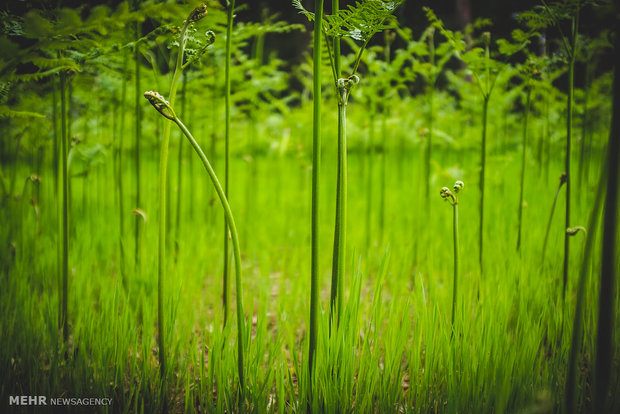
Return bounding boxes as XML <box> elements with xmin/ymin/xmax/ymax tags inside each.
<box><xmin>146</xmin><ymin>89</ymin><xmax>246</xmax><ymax>395</ymax></box>
<box><xmin>174</xmin><ymin>110</ymin><xmax>246</xmax><ymax>396</ymax></box>
<box><xmin>541</xmin><ymin>173</ymin><xmax>567</xmax><ymax>268</ymax></box>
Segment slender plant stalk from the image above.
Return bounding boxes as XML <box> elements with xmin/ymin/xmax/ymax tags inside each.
<box><xmin>118</xmin><ymin>50</ymin><xmax>128</xmax><ymax>282</ymax></box>
<box><xmin>175</xmin><ymin>72</ymin><xmax>188</xmax><ymax>258</ymax></box>
<box><xmin>222</xmin><ymin>0</ymin><xmax>235</xmax><ymax>325</ymax></box>
<box><xmin>451</xmin><ymin>197</ymin><xmax>459</xmax><ymax>327</ymax></box>
<box><xmin>578</xmin><ymin>61</ymin><xmax>591</xmax><ymax>190</ymax></box>
<box><xmin>52</xmin><ymin>72</ymin><xmax>62</xmax><ymax>342</ymax></box>
<box><xmin>562</xmin><ymin>2</ymin><xmax>579</xmax><ymax>300</ymax></box>
<box><xmin>145</xmin><ymin>95</ymin><xmax>247</xmax><ymax>394</ymax></box>
<box><xmin>59</xmin><ymin>69</ymin><xmax>69</xmax><ymax>343</ymax></box>
<box><xmin>379</xmin><ymin>33</ymin><xmax>392</xmax><ymax>244</ymax></box>
<box><xmin>308</xmin><ymin>0</ymin><xmax>324</xmax><ymax>385</ymax></box>
<box><xmin>365</xmin><ymin>100</ymin><xmax>375</xmax><ymax>251</ymax></box>
<box><xmin>134</xmin><ymin>11</ymin><xmax>142</xmax><ymax>274</ymax></box>
<box><xmin>565</xmin><ymin>169</ymin><xmax>604</xmax><ymax>413</ymax></box>
<box><xmin>425</xmin><ymin>29</ymin><xmax>435</xmax><ymax>212</ymax></box>
<box><xmin>156</xmin><ymin>4</ymin><xmax>201</xmax><ymax>380</ymax></box>
<box><xmin>541</xmin><ymin>173</ymin><xmax>567</xmax><ymax>267</ymax></box>
<box><xmin>330</xmin><ymin>84</ymin><xmax>347</xmax><ymax>328</ymax></box>
<box><xmin>329</xmin><ymin>0</ymin><xmax>343</xmax><ymax>327</ymax></box>
<box><xmin>479</xmin><ymin>95</ymin><xmax>489</xmax><ymax>275</ymax></box>
<box><xmin>594</xmin><ymin>22</ymin><xmax>619</xmax><ymax>411</ymax></box>
<box><xmin>440</xmin><ymin>182</ymin><xmax>463</xmax><ymax>330</ymax></box>
<box><xmin>516</xmin><ymin>85</ymin><xmax>531</xmax><ymax>251</ymax></box>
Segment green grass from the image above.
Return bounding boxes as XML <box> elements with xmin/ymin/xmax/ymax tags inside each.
<box><xmin>0</xmin><ymin>2</ymin><xmax>618</xmax><ymax>411</ymax></box>
<box><xmin>1</xmin><ymin>129</ymin><xmax>617</xmax><ymax>411</ymax></box>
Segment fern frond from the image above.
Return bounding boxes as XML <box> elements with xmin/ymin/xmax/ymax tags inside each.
<box><xmin>292</xmin><ymin>0</ymin><xmax>315</xmax><ymax>22</ymax></box>
<box><xmin>0</xmin><ymin>105</ymin><xmax>46</xmax><ymax>119</ymax></box>
<box><xmin>325</xmin><ymin>0</ymin><xmax>404</xmax><ymax>42</ymax></box>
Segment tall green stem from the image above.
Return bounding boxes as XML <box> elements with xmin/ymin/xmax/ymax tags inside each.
<box><xmin>565</xmin><ymin>166</ymin><xmax>605</xmax><ymax>414</ymax></box>
<box><xmin>563</xmin><ymin>10</ymin><xmax>578</xmax><ymax>300</ymax></box>
<box><xmin>118</xmin><ymin>50</ymin><xmax>128</xmax><ymax>281</ymax></box>
<box><xmin>479</xmin><ymin>96</ymin><xmax>489</xmax><ymax>276</ymax></box>
<box><xmin>157</xmin><ymin>17</ymin><xmax>190</xmax><ymax>381</ymax></box>
<box><xmin>59</xmin><ymin>70</ymin><xmax>69</xmax><ymax>344</ymax></box>
<box><xmin>330</xmin><ymin>96</ymin><xmax>346</xmax><ymax>327</ymax></box>
<box><xmin>134</xmin><ymin>15</ymin><xmax>142</xmax><ymax>274</ymax></box>
<box><xmin>223</xmin><ymin>0</ymin><xmax>235</xmax><ymax>325</ymax></box>
<box><xmin>451</xmin><ymin>200</ymin><xmax>459</xmax><ymax>327</ymax></box>
<box><xmin>365</xmin><ymin>101</ymin><xmax>375</xmax><ymax>251</ymax></box>
<box><xmin>175</xmin><ymin>72</ymin><xmax>188</xmax><ymax>258</ymax></box>
<box><xmin>308</xmin><ymin>0</ymin><xmax>324</xmax><ymax>384</ymax></box>
<box><xmin>379</xmin><ymin>36</ymin><xmax>391</xmax><ymax>243</ymax></box>
<box><xmin>171</xmin><ymin>113</ymin><xmax>246</xmax><ymax>394</ymax></box>
<box><xmin>425</xmin><ymin>30</ymin><xmax>435</xmax><ymax>212</ymax></box>
<box><xmin>329</xmin><ymin>0</ymin><xmax>343</xmax><ymax>328</ymax></box>
<box><xmin>517</xmin><ymin>86</ymin><xmax>531</xmax><ymax>251</ymax></box>
<box><xmin>541</xmin><ymin>174</ymin><xmax>566</xmax><ymax>268</ymax></box>
<box><xmin>594</xmin><ymin>19</ymin><xmax>619</xmax><ymax>410</ymax></box>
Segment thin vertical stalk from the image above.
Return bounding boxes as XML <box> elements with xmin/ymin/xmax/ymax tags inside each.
<box><xmin>379</xmin><ymin>35</ymin><xmax>391</xmax><ymax>243</ymax></box>
<box><xmin>175</xmin><ymin>72</ymin><xmax>188</xmax><ymax>258</ymax></box>
<box><xmin>425</xmin><ymin>30</ymin><xmax>435</xmax><ymax>212</ymax></box>
<box><xmin>563</xmin><ymin>10</ymin><xmax>578</xmax><ymax>300</ymax></box>
<box><xmin>157</xmin><ymin>13</ymin><xmax>191</xmax><ymax>381</ymax></box>
<box><xmin>365</xmin><ymin>100</ymin><xmax>375</xmax><ymax>251</ymax></box>
<box><xmin>118</xmin><ymin>50</ymin><xmax>128</xmax><ymax>281</ymax></box>
<box><xmin>565</xmin><ymin>164</ymin><xmax>605</xmax><ymax>414</ymax></box>
<box><xmin>330</xmin><ymin>95</ymin><xmax>346</xmax><ymax>327</ymax></box>
<box><xmin>332</xmin><ymin>0</ymin><xmax>341</xmax><ymax>78</ymax></box>
<box><xmin>479</xmin><ymin>96</ymin><xmax>489</xmax><ymax>275</ymax></box>
<box><xmin>134</xmin><ymin>14</ymin><xmax>142</xmax><ymax>273</ymax></box>
<box><xmin>517</xmin><ymin>86</ymin><xmax>531</xmax><ymax>251</ymax></box>
<box><xmin>578</xmin><ymin>61</ymin><xmax>591</xmax><ymax>190</ymax></box>
<box><xmin>170</xmin><ymin>113</ymin><xmax>246</xmax><ymax>395</ymax></box>
<box><xmin>329</xmin><ymin>0</ymin><xmax>343</xmax><ymax>327</ymax></box>
<box><xmin>541</xmin><ymin>174</ymin><xmax>566</xmax><ymax>267</ymax></box>
<box><xmin>59</xmin><ymin>70</ymin><xmax>69</xmax><ymax>343</ymax></box>
<box><xmin>594</xmin><ymin>20</ymin><xmax>619</xmax><ymax>411</ymax></box>
<box><xmin>222</xmin><ymin>0</ymin><xmax>235</xmax><ymax>325</ymax></box>
<box><xmin>308</xmin><ymin>0</ymin><xmax>324</xmax><ymax>385</ymax></box>
<box><xmin>451</xmin><ymin>200</ymin><xmax>459</xmax><ymax>327</ymax></box>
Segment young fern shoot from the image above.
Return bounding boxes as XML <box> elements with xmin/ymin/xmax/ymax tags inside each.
<box><xmin>144</xmin><ymin>90</ymin><xmax>246</xmax><ymax>396</ymax></box>
<box><xmin>153</xmin><ymin>2</ymin><xmax>208</xmax><ymax>381</ymax></box>
<box><xmin>295</xmin><ymin>0</ymin><xmax>405</xmax><ymax>328</ymax></box>
<box><xmin>440</xmin><ymin>181</ymin><xmax>463</xmax><ymax>329</ymax></box>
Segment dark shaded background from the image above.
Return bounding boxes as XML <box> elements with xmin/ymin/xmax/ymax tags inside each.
<box><xmin>3</xmin><ymin>0</ymin><xmax>615</xmax><ymax>87</ymax></box>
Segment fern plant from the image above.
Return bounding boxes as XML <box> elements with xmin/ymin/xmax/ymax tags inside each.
<box><xmin>520</xmin><ymin>0</ymin><xmax>584</xmax><ymax>299</ymax></box>
<box><xmin>427</xmin><ymin>8</ymin><xmax>531</xmax><ymax>276</ymax></box>
<box><xmin>295</xmin><ymin>0</ymin><xmax>404</xmax><ymax>327</ymax></box>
